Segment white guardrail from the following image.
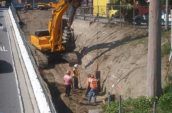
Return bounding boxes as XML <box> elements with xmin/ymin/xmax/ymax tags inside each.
<box><xmin>8</xmin><ymin>8</ymin><xmax>51</xmax><ymax>113</ymax></box>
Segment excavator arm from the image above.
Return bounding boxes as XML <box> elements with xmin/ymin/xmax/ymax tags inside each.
<box><xmin>48</xmin><ymin>0</ymin><xmax>69</xmax><ymax>52</ymax></box>
<box><xmin>30</xmin><ymin>0</ymin><xmax>81</xmax><ymax>52</ymax></box>
<box><xmin>30</xmin><ymin>0</ymin><xmax>81</xmax><ymax>67</ymax></box>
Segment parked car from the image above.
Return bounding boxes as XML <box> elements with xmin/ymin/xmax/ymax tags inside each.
<box><xmin>13</xmin><ymin>3</ymin><xmax>24</xmax><ymax>10</ymax></box>
<box><xmin>133</xmin><ymin>14</ymin><xmax>148</xmax><ymax>25</ymax></box>
<box><xmin>133</xmin><ymin>12</ymin><xmax>172</xmax><ymax>25</ymax></box>
<box><xmin>161</xmin><ymin>12</ymin><xmax>172</xmax><ymax>25</ymax></box>
<box><xmin>37</xmin><ymin>3</ymin><xmax>50</xmax><ymax>10</ymax></box>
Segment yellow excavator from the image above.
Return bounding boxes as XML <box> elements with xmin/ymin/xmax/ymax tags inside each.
<box><xmin>30</xmin><ymin>0</ymin><xmax>81</xmax><ymax>68</ymax></box>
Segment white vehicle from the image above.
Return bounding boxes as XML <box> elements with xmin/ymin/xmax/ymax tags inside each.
<box><xmin>161</xmin><ymin>12</ymin><xmax>172</xmax><ymax>25</ymax></box>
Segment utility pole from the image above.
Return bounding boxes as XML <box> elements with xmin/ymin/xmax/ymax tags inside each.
<box><xmin>147</xmin><ymin>0</ymin><xmax>162</xmax><ymax>97</ymax></box>
<box><xmin>165</xmin><ymin>0</ymin><xmax>169</xmax><ymax>30</ymax></box>
<box><xmin>170</xmin><ymin>10</ymin><xmax>172</xmax><ymax>61</ymax></box>
<box><xmin>33</xmin><ymin>0</ymin><xmax>35</xmax><ymax>9</ymax></box>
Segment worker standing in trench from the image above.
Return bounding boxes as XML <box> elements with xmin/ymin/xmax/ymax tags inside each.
<box><xmin>88</xmin><ymin>74</ymin><xmax>98</xmax><ymax>105</ymax></box>
<box><xmin>72</xmin><ymin>64</ymin><xmax>80</xmax><ymax>91</ymax></box>
<box><xmin>64</xmin><ymin>70</ymin><xmax>73</xmax><ymax>97</ymax></box>
<box><xmin>85</xmin><ymin>74</ymin><xmax>92</xmax><ymax>97</ymax></box>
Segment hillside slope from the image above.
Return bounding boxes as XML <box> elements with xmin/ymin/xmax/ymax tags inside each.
<box><xmin>17</xmin><ymin>10</ymin><xmax>169</xmax><ymax>111</ymax></box>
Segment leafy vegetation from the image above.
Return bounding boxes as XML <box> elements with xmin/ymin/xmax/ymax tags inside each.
<box><xmin>163</xmin><ymin>83</ymin><xmax>172</xmax><ymax>93</ymax></box>
<box><xmin>103</xmin><ymin>97</ymin><xmax>154</xmax><ymax>113</ymax></box>
<box><xmin>158</xmin><ymin>93</ymin><xmax>172</xmax><ymax>112</ymax></box>
<box><xmin>103</xmin><ymin>101</ymin><xmax>119</xmax><ymax>113</ymax></box>
<box><xmin>161</xmin><ymin>30</ymin><xmax>171</xmax><ymax>57</ymax></box>
<box><xmin>103</xmin><ymin>92</ymin><xmax>172</xmax><ymax>113</ymax></box>
<box><xmin>161</xmin><ymin>42</ymin><xmax>171</xmax><ymax>57</ymax></box>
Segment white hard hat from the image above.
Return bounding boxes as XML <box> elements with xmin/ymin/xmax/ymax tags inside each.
<box><xmin>74</xmin><ymin>64</ymin><xmax>78</xmax><ymax>68</ymax></box>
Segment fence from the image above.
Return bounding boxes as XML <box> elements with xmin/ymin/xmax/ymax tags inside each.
<box><xmin>74</xmin><ymin>5</ymin><xmax>149</xmax><ymax>25</ymax></box>
<box><xmin>74</xmin><ymin>4</ymin><xmax>172</xmax><ymax>27</ymax></box>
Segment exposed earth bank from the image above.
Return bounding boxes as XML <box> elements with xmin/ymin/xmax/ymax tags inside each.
<box><xmin>17</xmin><ymin>10</ymin><xmax>169</xmax><ymax>112</ymax></box>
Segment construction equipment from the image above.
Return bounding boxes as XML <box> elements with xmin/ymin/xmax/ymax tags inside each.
<box><xmin>30</xmin><ymin>0</ymin><xmax>81</xmax><ymax>68</ymax></box>
<box><xmin>24</xmin><ymin>3</ymin><xmax>32</xmax><ymax>10</ymax></box>
<box><xmin>37</xmin><ymin>2</ymin><xmax>50</xmax><ymax>10</ymax></box>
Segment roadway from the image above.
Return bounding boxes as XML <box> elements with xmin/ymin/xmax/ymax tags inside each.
<box><xmin>0</xmin><ymin>8</ymin><xmax>39</xmax><ymax>113</ymax></box>
<box><xmin>0</xmin><ymin>8</ymin><xmax>21</xmax><ymax>113</ymax></box>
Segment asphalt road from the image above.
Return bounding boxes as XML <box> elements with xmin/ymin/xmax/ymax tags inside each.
<box><xmin>0</xmin><ymin>9</ymin><xmax>21</xmax><ymax>113</ymax></box>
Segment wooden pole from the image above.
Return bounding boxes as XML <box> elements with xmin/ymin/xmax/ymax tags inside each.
<box><xmin>133</xmin><ymin>0</ymin><xmax>135</xmax><ymax>27</ymax></box>
<box><xmin>171</xmin><ymin>10</ymin><xmax>172</xmax><ymax>53</ymax></box>
<box><xmin>170</xmin><ymin>10</ymin><xmax>172</xmax><ymax>61</ymax></box>
<box><xmin>147</xmin><ymin>0</ymin><xmax>162</xmax><ymax>97</ymax></box>
<box><xmin>165</xmin><ymin>0</ymin><xmax>169</xmax><ymax>30</ymax></box>
<box><xmin>120</xmin><ymin>0</ymin><xmax>122</xmax><ymax>27</ymax></box>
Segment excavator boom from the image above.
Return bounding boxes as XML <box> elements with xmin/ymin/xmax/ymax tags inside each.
<box><xmin>30</xmin><ymin>0</ymin><xmax>81</xmax><ymax>68</ymax></box>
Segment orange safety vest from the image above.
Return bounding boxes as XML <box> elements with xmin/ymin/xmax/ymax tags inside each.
<box><xmin>90</xmin><ymin>78</ymin><xmax>97</xmax><ymax>89</ymax></box>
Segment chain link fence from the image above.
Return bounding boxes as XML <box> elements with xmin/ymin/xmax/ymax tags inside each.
<box><xmin>74</xmin><ymin>5</ymin><xmax>150</xmax><ymax>27</ymax></box>
<box><xmin>75</xmin><ymin>4</ymin><xmax>172</xmax><ymax>27</ymax></box>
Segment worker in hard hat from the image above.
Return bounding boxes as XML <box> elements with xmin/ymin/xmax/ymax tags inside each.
<box><xmin>88</xmin><ymin>74</ymin><xmax>98</xmax><ymax>104</ymax></box>
<box><xmin>85</xmin><ymin>73</ymin><xmax>92</xmax><ymax>97</ymax></box>
<box><xmin>72</xmin><ymin>64</ymin><xmax>80</xmax><ymax>90</ymax></box>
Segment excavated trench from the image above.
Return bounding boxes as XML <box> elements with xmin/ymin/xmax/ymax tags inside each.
<box><xmin>39</xmin><ymin>58</ymin><xmax>74</xmax><ymax>113</ymax></box>
<box><xmin>46</xmin><ymin>82</ymin><xmax>73</xmax><ymax>113</ymax></box>
<box><xmin>39</xmin><ymin>57</ymin><xmax>91</xmax><ymax>113</ymax></box>
<box><xmin>17</xmin><ymin>9</ymin><xmax>171</xmax><ymax>113</ymax></box>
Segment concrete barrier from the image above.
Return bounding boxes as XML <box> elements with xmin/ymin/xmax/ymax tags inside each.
<box><xmin>8</xmin><ymin>8</ymin><xmax>51</xmax><ymax>113</ymax></box>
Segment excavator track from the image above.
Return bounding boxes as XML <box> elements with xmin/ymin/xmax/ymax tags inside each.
<box><xmin>62</xmin><ymin>26</ymin><xmax>76</xmax><ymax>51</ymax></box>
<box><xmin>61</xmin><ymin>26</ymin><xmax>78</xmax><ymax>64</ymax></box>
<box><xmin>30</xmin><ymin>27</ymin><xmax>78</xmax><ymax>68</ymax></box>
<box><xmin>29</xmin><ymin>0</ymin><xmax>81</xmax><ymax>68</ymax></box>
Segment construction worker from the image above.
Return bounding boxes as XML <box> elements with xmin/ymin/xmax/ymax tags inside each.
<box><xmin>64</xmin><ymin>70</ymin><xmax>72</xmax><ymax>97</ymax></box>
<box><xmin>85</xmin><ymin>74</ymin><xmax>92</xmax><ymax>97</ymax></box>
<box><xmin>88</xmin><ymin>74</ymin><xmax>98</xmax><ymax>104</ymax></box>
<box><xmin>72</xmin><ymin>64</ymin><xmax>79</xmax><ymax>89</ymax></box>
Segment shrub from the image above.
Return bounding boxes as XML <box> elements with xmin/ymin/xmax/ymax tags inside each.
<box><xmin>163</xmin><ymin>84</ymin><xmax>172</xmax><ymax>93</ymax></box>
<box><xmin>103</xmin><ymin>95</ymin><xmax>172</xmax><ymax>113</ymax></box>
<box><xmin>158</xmin><ymin>93</ymin><xmax>172</xmax><ymax>112</ymax></box>
<box><xmin>103</xmin><ymin>101</ymin><xmax>119</xmax><ymax>113</ymax></box>
<box><xmin>123</xmin><ymin>97</ymin><xmax>153</xmax><ymax>113</ymax></box>
<box><xmin>103</xmin><ymin>97</ymin><xmax>153</xmax><ymax>113</ymax></box>
<box><xmin>161</xmin><ymin>42</ymin><xmax>171</xmax><ymax>57</ymax></box>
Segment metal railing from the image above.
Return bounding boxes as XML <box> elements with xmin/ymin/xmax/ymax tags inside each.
<box><xmin>73</xmin><ymin>4</ymin><xmax>172</xmax><ymax>27</ymax></box>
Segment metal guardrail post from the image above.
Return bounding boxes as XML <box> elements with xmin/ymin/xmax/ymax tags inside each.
<box><xmin>153</xmin><ymin>100</ymin><xmax>156</xmax><ymax>113</ymax></box>
<box><xmin>107</xmin><ymin>92</ymin><xmax>111</xmax><ymax>106</ymax></box>
<box><xmin>169</xmin><ymin>9</ymin><xmax>172</xmax><ymax>61</ymax></box>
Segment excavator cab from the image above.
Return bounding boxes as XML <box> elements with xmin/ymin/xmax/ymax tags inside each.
<box><xmin>30</xmin><ymin>0</ymin><xmax>81</xmax><ymax>68</ymax></box>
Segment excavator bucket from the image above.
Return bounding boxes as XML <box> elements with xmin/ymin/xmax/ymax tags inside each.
<box><xmin>62</xmin><ymin>52</ymin><xmax>78</xmax><ymax>64</ymax></box>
